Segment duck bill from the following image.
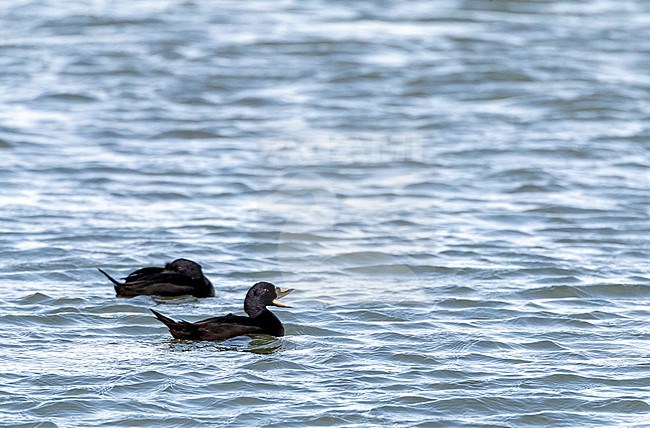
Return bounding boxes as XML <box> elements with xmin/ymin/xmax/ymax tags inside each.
<box><xmin>272</xmin><ymin>287</ymin><xmax>294</xmax><ymax>307</ymax></box>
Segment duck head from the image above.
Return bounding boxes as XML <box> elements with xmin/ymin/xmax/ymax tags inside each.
<box><xmin>165</xmin><ymin>258</ymin><xmax>204</xmax><ymax>280</ymax></box>
<box><xmin>244</xmin><ymin>281</ymin><xmax>294</xmax><ymax>317</ymax></box>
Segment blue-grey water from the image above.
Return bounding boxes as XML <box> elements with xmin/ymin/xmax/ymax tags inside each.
<box><xmin>1</xmin><ymin>1</ymin><xmax>649</xmax><ymax>426</ymax></box>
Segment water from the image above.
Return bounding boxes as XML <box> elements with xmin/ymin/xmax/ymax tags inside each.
<box><xmin>1</xmin><ymin>0</ymin><xmax>649</xmax><ymax>426</ymax></box>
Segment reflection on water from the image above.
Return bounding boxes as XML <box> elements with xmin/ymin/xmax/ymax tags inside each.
<box><xmin>166</xmin><ymin>336</ymin><xmax>285</xmax><ymax>355</ymax></box>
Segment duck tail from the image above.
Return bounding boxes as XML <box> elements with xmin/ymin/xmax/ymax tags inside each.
<box><xmin>98</xmin><ymin>267</ymin><xmax>123</xmax><ymax>291</ymax></box>
<box><xmin>150</xmin><ymin>309</ymin><xmax>178</xmax><ymax>328</ymax></box>
<box><xmin>150</xmin><ymin>309</ymin><xmax>198</xmax><ymax>339</ymax></box>
<box><xmin>98</xmin><ymin>268</ymin><xmax>121</xmax><ymax>285</ymax></box>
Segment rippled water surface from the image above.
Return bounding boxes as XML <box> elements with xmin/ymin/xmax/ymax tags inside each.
<box><xmin>1</xmin><ymin>1</ymin><xmax>649</xmax><ymax>426</ymax></box>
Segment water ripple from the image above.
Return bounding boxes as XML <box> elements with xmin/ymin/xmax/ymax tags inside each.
<box><xmin>1</xmin><ymin>0</ymin><xmax>649</xmax><ymax>426</ymax></box>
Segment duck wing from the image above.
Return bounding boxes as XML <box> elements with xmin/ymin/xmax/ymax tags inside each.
<box><xmin>117</xmin><ymin>272</ymin><xmax>198</xmax><ymax>297</ymax></box>
<box><xmin>125</xmin><ymin>267</ymin><xmax>166</xmax><ymax>282</ymax></box>
<box><xmin>151</xmin><ymin>311</ymin><xmax>263</xmax><ymax>341</ymax></box>
<box><xmin>192</xmin><ymin>314</ymin><xmax>264</xmax><ymax>341</ymax></box>
<box><xmin>196</xmin><ymin>323</ymin><xmax>265</xmax><ymax>341</ymax></box>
